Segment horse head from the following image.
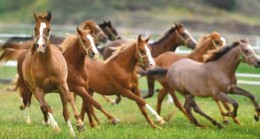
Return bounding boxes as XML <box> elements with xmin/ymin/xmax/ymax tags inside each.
<box><xmin>99</xmin><ymin>20</ymin><xmax>119</xmax><ymax>41</ymax></box>
<box><xmin>236</xmin><ymin>39</ymin><xmax>260</xmax><ymax>68</ymax></box>
<box><xmin>77</xmin><ymin>27</ymin><xmax>99</xmax><ymax>59</ymax></box>
<box><xmin>83</xmin><ymin>20</ymin><xmax>108</xmax><ymax>45</ymax></box>
<box><xmin>173</xmin><ymin>23</ymin><xmax>197</xmax><ymax>49</ymax></box>
<box><xmin>136</xmin><ymin>35</ymin><xmax>155</xmax><ymax>69</ymax></box>
<box><xmin>33</xmin><ymin>11</ymin><xmax>52</xmax><ymax>54</ymax></box>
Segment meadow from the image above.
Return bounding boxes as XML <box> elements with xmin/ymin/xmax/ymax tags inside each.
<box><xmin>0</xmin><ymin>64</ymin><xmax>260</xmax><ymax>139</ymax></box>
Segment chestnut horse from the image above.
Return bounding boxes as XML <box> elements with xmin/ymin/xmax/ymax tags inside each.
<box><xmin>144</xmin><ymin>32</ymin><xmax>226</xmax><ymax>119</ymax></box>
<box><xmin>83</xmin><ymin>35</ymin><xmax>165</xmax><ymax>128</ymax></box>
<box><xmin>143</xmin><ymin>40</ymin><xmax>260</xmax><ymax>128</ymax></box>
<box><xmin>22</xmin><ymin>11</ymin><xmax>84</xmax><ymax>135</ymax></box>
<box><xmin>99</xmin><ymin>20</ymin><xmax>120</xmax><ymax>41</ymax></box>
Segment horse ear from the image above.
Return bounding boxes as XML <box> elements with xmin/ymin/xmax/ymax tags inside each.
<box><xmin>145</xmin><ymin>35</ymin><xmax>151</xmax><ymax>43</ymax></box>
<box><xmin>33</xmin><ymin>11</ymin><xmax>38</xmax><ymax>22</ymax></box>
<box><xmin>77</xmin><ymin>27</ymin><xmax>83</xmax><ymax>36</ymax></box>
<box><xmin>174</xmin><ymin>22</ymin><xmax>178</xmax><ymax>28</ymax></box>
<box><xmin>45</xmin><ymin>11</ymin><xmax>52</xmax><ymax>22</ymax></box>
<box><xmin>108</xmin><ymin>21</ymin><xmax>111</xmax><ymax>26</ymax></box>
<box><xmin>138</xmin><ymin>34</ymin><xmax>142</xmax><ymax>42</ymax></box>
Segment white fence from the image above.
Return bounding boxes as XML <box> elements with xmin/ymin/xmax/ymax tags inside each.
<box><xmin>1</xmin><ymin>29</ymin><xmax>260</xmax><ymax>86</ymax></box>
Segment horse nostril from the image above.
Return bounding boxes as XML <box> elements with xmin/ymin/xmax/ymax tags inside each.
<box><xmin>92</xmin><ymin>52</ymin><xmax>95</xmax><ymax>56</ymax></box>
<box><xmin>36</xmin><ymin>44</ymin><xmax>39</xmax><ymax>47</ymax></box>
<box><xmin>42</xmin><ymin>44</ymin><xmax>46</xmax><ymax>47</ymax></box>
<box><xmin>257</xmin><ymin>61</ymin><xmax>260</xmax><ymax>65</ymax></box>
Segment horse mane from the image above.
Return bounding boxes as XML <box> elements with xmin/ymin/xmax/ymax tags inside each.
<box><xmin>79</xmin><ymin>20</ymin><xmax>97</xmax><ymax>30</ymax></box>
<box><xmin>37</xmin><ymin>12</ymin><xmax>50</xmax><ymax>21</ymax></box>
<box><xmin>104</xmin><ymin>39</ymin><xmax>136</xmax><ymax>63</ymax></box>
<box><xmin>151</xmin><ymin>24</ymin><xmax>184</xmax><ymax>45</ymax></box>
<box><xmin>59</xmin><ymin>33</ymin><xmax>78</xmax><ymax>53</ymax></box>
<box><xmin>195</xmin><ymin>32</ymin><xmax>221</xmax><ymax>49</ymax></box>
<box><xmin>204</xmin><ymin>41</ymin><xmax>240</xmax><ymax>62</ymax></box>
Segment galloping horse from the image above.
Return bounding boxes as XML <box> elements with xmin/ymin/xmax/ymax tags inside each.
<box><xmin>144</xmin><ymin>32</ymin><xmax>226</xmax><ymax>119</ymax></box>
<box><xmin>143</xmin><ymin>40</ymin><xmax>260</xmax><ymax>128</ymax></box>
<box><xmin>22</xmin><ymin>11</ymin><xmax>84</xmax><ymax>135</ymax></box>
<box><xmin>84</xmin><ymin>35</ymin><xmax>165</xmax><ymax>128</ymax></box>
<box><xmin>99</xmin><ymin>20</ymin><xmax>120</xmax><ymax>41</ymax></box>
<box><xmin>100</xmin><ymin>23</ymin><xmax>197</xmax><ymax>60</ymax></box>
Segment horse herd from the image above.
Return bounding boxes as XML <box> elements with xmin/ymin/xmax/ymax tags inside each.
<box><xmin>0</xmin><ymin>11</ymin><xmax>259</xmax><ymax>136</ymax></box>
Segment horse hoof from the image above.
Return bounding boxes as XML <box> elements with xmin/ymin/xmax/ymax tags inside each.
<box><xmin>254</xmin><ymin>114</ymin><xmax>259</xmax><ymax>121</ymax></box>
<box><xmin>222</xmin><ymin>120</ymin><xmax>229</xmax><ymax>125</ymax></box>
<box><xmin>42</xmin><ymin>119</ymin><xmax>51</xmax><ymax>126</ymax></box>
<box><xmin>217</xmin><ymin>123</ymin><xmax>224</xmax><ymax>129</ymax></box>
<box><xmin>112</xmin><ymin>118</ymin><xmax>120</xmax><ymax>125</ymax></box>
<box><xmin>69</xmin><ymin>131</ymin><xmax>76</xmax><ymax>138</ymax></box>
<box><xmin>53</xmin><ymin>127</ymin><xmax>61</xmax><ymax>133</ymax></box>
<box><xmin>158</xmin><ymin>118</ymin><xmax>165</xmax><ymax>125</ymax></box>
<box><xmin>20</xmin><ymin>105</ymin><xmax>25</xmax><ymax>110</ymax></box>
<box><xmin>76</xmin><ymin>124</ymin><xmax>85</xmax><ymax>132</ymax></box>
<box><xmin>26</xmin><ymin>119</ymin><xmax>31</xmax><ymax>124</ymax></box>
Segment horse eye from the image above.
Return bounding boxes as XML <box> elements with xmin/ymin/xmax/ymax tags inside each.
<box><xmin>48</xmin><ymin>29</ymin><xmax>50</xmax><ymax>32</ymax></box>
<box><xmin>182</xmin><ymin>33</ymin><xmax>186</xmax><ymax>37</ymax></box>
<box><xmin>245</xmin><ymin>50</ymin><xmax>249</xmax><ymax>53</ymax></box>
<box><xmin>216</xmin><ymin>41</ymin><xmax>220</xmax><ymax>45</ymax></box>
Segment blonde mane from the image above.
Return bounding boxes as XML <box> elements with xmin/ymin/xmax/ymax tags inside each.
<box><xmin>195</xmin><ymin>32</ymin><xmax>221</xmax><ymax>49</ymax></box>
<box><xmin>104</xmin><ymin>39</ymin><xmax>136</xmax><ymax>63</ymax></box>
<box><xmin>59</xmin><ymin>33</ymin><xmax>78</xmax><ymax>53</ymax></box>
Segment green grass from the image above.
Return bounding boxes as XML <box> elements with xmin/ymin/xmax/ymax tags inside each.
<box><xmin>0</xmin><ymin>66</ymin><xmax>260</xmax><ymax>138</ymax></box>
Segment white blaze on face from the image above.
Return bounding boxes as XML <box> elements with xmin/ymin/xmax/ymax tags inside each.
<box><xmin>184</xmin><ymin>29</ymin><xmax>197</xmax><ymax>44</ymax></box>
<box><xmin>145</xmin><ymin>44</ymin><xmax>155</xmax><ymax>68</ymax></box>
<box><xmin>86</xmin><ymin>34</ymin><xmax>99</xmax><ymax>54</ymax></box>
<box><xmin>247</xmin><ymin>44</ymin><xmax>257</xmax><ymax>56</ymax></box>
<box><xmin>220</xmin><ymin>37</ymin><xmax>227</xmax><ymax>46</ymax></box>
<box><xmin>37</xmin><ymin>22</ymin><xmax>47</xmax><ymax>46</ymax></box>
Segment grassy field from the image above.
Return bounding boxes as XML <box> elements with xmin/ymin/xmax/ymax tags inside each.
<box><xmin>0</xmin><ymin>65</ymin><xmax>260</xmax><ymax>139</ymax></box>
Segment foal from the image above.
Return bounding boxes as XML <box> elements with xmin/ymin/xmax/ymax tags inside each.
<box><xmin>84</xmin><ymin>35</ymin><xmax>165</xmax><ymax>128</ymax></box>
<box><xmin>22</xmin><ymin>11</ymin><xmax>84</xmax><ymax>134</ymax></box>
<box><xmin>99</xmin><ymin>20</ymin><xmax>120</xmax><ymax>41</ymax></box>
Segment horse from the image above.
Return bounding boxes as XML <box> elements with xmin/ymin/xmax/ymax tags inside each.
<box><xmin>99</xmin><ymin>20</ymin><xmax>121</xmax><ymax>41</ymax></box>
<box><xmin>100</xmin><ymin>23</ymin><xmax>197</xmax><ymax>60</ymax></box>
<box><xmin>143</xmin><ymin>32</ymin><xmax>227</xmax><ymax>120</ymax></box>
<box><xmin>83</xmin><ymin>35</ymin><xmax>165</xmax><ymax>128</ymax></box>
<box><xmin>0</xmin><ymin>20</ymin><xmax>107</xmax><ymax>51</ymax></box>
<box><xmin>142</xmin><ymin>40</ymin><xmax>260</xmax><ymax>128</ymax></box>
<box><xmin>21</xmin><ymin>11</ymin><xmax>84</xmax><ymax>135</ymax></box>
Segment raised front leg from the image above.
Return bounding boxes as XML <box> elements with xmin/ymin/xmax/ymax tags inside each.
<box><xmin>34</xmin><ymin>87</ymin><xmax>60</xmax><ymax>133</ymax></box>
<box><xmin>121</xmin><ymin>87</ymin><xmax>164</xmax><ymax>128</ymax></box>
<box><xmin>231</xmin><ymin>86</ymin><xmax>260</xmax><ymax>121</ymax></box>
<box><xmin>217</xmin><ymin>92</ymin><xmax>239</xmax><ymax>119</ymax></box>
<box><xmin>58</xmin><ymin>81</ymin><xmax>84</xmax><ymax>132</ymax></box>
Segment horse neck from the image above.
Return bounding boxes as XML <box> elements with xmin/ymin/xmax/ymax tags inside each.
<box><xmin>149</xmin><ymin>31</ymin><xmax>178</xmax><ymax>58</ymax></box>
<box><xmin>110</xmin><ymin>44</ymin><xmax>137</xmax><ymax>72</ymax></box>
<box><xmin>188</xmin><ymin>39</ymin><xmax>212</xmax><ymax>62</ymax></box>
<box><xmin>210</xmin><ymin>47</ymin><xmax>240</xmax><ymax>76</ymax></box>
<box><xmin>63</xmin><ymin>40</ymin><xmax>85</xmax><ymax>69</ymax></box>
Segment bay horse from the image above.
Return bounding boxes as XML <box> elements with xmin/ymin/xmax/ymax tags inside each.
<box><xmin>143</xmin><ymin>40</ymin><xmax>260</xmax><ymax>128</ymax></box>
<box><xmin>100</xmin><ymin>23</ymin><xmax>197</xmax><ymax>60</ymax></box>
<box><xmin>22</xmin><ymin>11</ymin><xmax>84</xmax><ymax>135</ymax></box>
<box><xmin>83</xmin><ymin>35</ymin><xmax>165</xmax><ymax>128</ymax></box>
<box><xmin>99</xmin><ymin>20</ymin><xmax>121</xmax><ymax>41</ymax></box>
<box><xmin>144</xmin><ymin>32</ymin><xmax>226</xmax><ymax>119</ymax></box>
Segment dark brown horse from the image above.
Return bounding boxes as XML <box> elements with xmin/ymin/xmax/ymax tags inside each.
<box><xmin>83</xmin><ymin>35</ymin><xmax>165</xmax><ymax>128</ymax></box>
<box><xmin>100</xmin><ymin>23</ymin><xmax>197</xmax><ymax>60</ymax></box>
<box><xmin>144</xmin><ymin>32</ymin><xmax>226</xmax><ymax>119</ymax></box>
<box><xmin>142</xmin><ymin>40</ymin><xmax>260</xmax><ymax>128</ymax></box>
<box><xmin>22</xmin><ymin>11</ymin><xmax>84</xmax><ymax>135</ymax></box>
<box><xmin>99</xmin><ymin>20</ymin><xmax>120</xmax><ymax>41</ymax></box>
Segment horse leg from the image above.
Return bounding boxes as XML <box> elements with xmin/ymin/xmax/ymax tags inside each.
<box><xmin>115</xmin><ymin>95</ymin><xmax>121</xmax><ymax>104</ymax></box>
<box><xmin>143</xmin><ymin>75</ymin><xmax>155</xmax><ymax>99</ymax></box>
<box><xmin>167</xmin><ymin>90</ymin><xmax>191</xmax><ymax>122</ymax></box>
<box><xmin>183</xmin><ymin>97</ymin><xmax>202</xmax><ymax>127</ymax></box>
<box><xmin>75</xmin><ymin>86</ymin><xmax>119</xmax><ymax>125</ymax></box>
<box><xmin>58</xmin><ymin>82</ymin><xmax>84</xmax><ymax>131</ymax></box>
<box><xmin>122</xmin><ymin>87</ymin><xmax>165</xmax><ymax>128</ymax></box>
<box><xmin>102</xmin><ymin>95</ymin><xmax>116</xmax><ymax>105</ymax></box>
<box><xmin>82</xmin><ymin>101</ymin><xmax>99</xmax><ymax>128</ymax></box>
<box><xmin>59</xmin><ymin>93</ymin><xmax>76</xmax><ymax>137</ymax></box>
<box><xmin>187</xmin><ymin>96</ymin><xmax>223</xmax><ymax>129</ymax></box>
<box><xmin>156</xmin><ymin>88</ymin><xmax>168</xmax><ymax>115</ymax></box>
<box><xmin>217</xmin><ymin>92</ymin><xmax>239</xmax><ymax>120</ymax></box>
<box><xmin>34</xmin><ymin>87</ymin><xmax>60</xmax><ymax>132</ymax></box>
<box><xmin>231</xmin><ymin>86</ymin><xmax>260</xmax><ymax>122</ymax></box>
<box><xmin>215</xmin><ymin>101</ymin><xmax>230</xmax><ymax>124</ymax></box>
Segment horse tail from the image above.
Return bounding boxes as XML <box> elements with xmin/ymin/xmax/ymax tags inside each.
<box><xmin>139</xmin><ymin>68</ymin><xmax>168</xmax><ymax>76</ymax></box>
<box><xmin>0</xmin><ymin>42</ymin><xmax>20</xmax><ymax>50</ymax></box>
<box><xmin>0</xmin><ymin>48</ymin><xmax>27</xmax><ymax>65</ymax></box>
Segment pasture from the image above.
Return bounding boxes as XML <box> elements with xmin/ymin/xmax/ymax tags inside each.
<box><xmin>0</xmin><ymin>65</ymin><xmax>260</xmax><ymax>139</ymax></box>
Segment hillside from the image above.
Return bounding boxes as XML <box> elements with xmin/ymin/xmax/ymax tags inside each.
<box><xmin>0</xmin><ymin>0</ymin><xmax>260</xmax><ymax>35</ymax></box>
